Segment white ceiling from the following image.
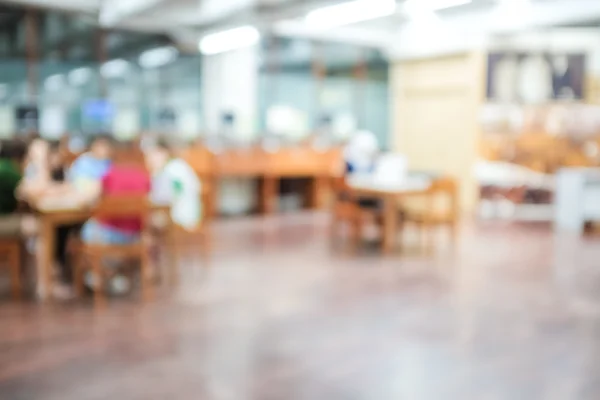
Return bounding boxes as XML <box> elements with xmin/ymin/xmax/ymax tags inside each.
<box><xmin>1</xmin><ymin>0</ymin><xmax>100</xmax><ymax>13</ymax></box>
<box><xmin>4</xmin><ymin>0</ymin><xmax>600</xmax><ymax>59</ymax></box>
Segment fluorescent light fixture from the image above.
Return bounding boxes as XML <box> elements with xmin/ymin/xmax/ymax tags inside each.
<box><xmin>305</xmin><ymin>0</ymin><xmax>396</xmax><ymax>29</ymax></box>
<box><xmin>497</xmin><ymin>0</ymin><xmax>531</xmax><ymax>12</ymax></box>
<box><xmin>494</xmin><ymin>0</ymin><xmax>532</xmax><ymax>30</ymax></box>
<box><xmin>44</xmin><ymin>74</ymin><xmax>65</xmax><ymax>91</ymax></box>
<box><xmin>100</xmin><ymin>0</ymin><xmax>163</xmax><ymax>27</ymax></box>
<box><xmin>405</xmin><ymin>0</ymin><xmax>472</xmax><ymax>13</ymax></box>
<box><xmin>199</xmin><ymin>26</ymin><xmax>260</xmax><ymax>55</ymax></box>
<box><xmin>100</xmin><ymin>59</ymin><xmax>130</xmax><ymax>78</ymax></box>
<box><xmin>139</xmin><ymin>46</ymin><xmax>178</xmax><ymax>68</ymax></box>
<box><xmin>68</xmin><ymin>67</ymin><xmax>92</xmax><ymax>85</ymax></box>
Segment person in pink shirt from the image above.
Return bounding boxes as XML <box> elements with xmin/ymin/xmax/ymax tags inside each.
<box><xmin>81</xmin><ymin>163</ymin><xmax>151</xmax><ymax>245</ymax></box>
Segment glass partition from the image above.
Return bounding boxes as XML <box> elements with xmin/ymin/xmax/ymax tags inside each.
<box><xmin>0</xmin><ymin>3</ymin><xmax>388</xmax><ymax>146</ymax></box>
<box><xmin>259</xmin><ymin>37</ymin><xmax>390</xmax><ymax>148</ymax></box>
<box><xmin>259</xmin><ymin>37</ymin><xmax>316</xmax><ymax>142</ymax></box>
<box><xmin>364</xmin><ymin>48</ymin><xmax>390</xmax><ymax>149</ymax></box>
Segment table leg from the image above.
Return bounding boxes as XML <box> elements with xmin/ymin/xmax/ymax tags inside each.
<box><xmin>168</xmin><ymin>216</ymin><xmax>179</xmax><ymax>286</ymax></box>
<box><xmin>382</xmin><ymin>195</ymin><xmax>397</xmax><ymax>254</ymax></box>
<box><xmin>310</xmin><ymin>177</ymin><xmax>327</xmax><ymax>209</ymax></box>
<box><xmin>39</xmin><ymin>218</ymin><xmax>55</xmax><ymax>300</ymax></box>
<box><xmin>206</xmin><ymin>176</ymin><xmax>217</xmax><ymax>220</ymax></box>
<box><xmin>262</xmin><ymin>176</ymin><xmax>278</xmax><ymax>215</ymax></box>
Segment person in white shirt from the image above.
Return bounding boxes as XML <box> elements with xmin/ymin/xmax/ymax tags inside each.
<box><xmin>343</xmin><ymin>130</ymin><xmax>379</xmax><ymax>176</ymax></box>
<box><xmin>342</xmin><ymin>130</ymin><xmax>381</xmax><ymax>210</ymax></box>
<box><xmin>145</xmin><ymin>140</ymin><xmax>202</xmax><ymax>231</ymax></box>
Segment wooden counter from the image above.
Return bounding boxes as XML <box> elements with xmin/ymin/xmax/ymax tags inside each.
<box><xmin>62</xmin><ymin>144</ymin><xmax>342</xmax><ymax>219</ymax></box>
<box><xmin>182</xmin><ymin>146</ymin><xmax>342</xmax><ymax>219</ymax></box>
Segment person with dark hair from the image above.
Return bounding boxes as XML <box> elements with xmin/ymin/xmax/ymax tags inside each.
<box><xmin>47</xmin><ymin>141</ymin><xmax>65</xmax><ymax>182</ymax></box>
<box><xmin>20</xmin><ymin>136</ymin><xmax>52</xmax><ymax>200</ymax></box>
<box><xmin>19</xmin><ymin>137</ymin><xmax>70</xmax><ymax>199</ymax></box>
<box><xmin>44</xmin><ymin>140</ymin><xmax>72</xmax><ymax>293</ymax></box>
<box><xmin>9</xmin><ymin>137</ymin><xmax>74</xmax><ymax>298</ymax></box>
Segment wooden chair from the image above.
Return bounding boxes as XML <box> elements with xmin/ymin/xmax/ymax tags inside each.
<box><xmin>166</xmin><ymin>220</ymin><xmax>211</xmax><ymax>284</ymax></box>
<box><xmin>330</xmin><ymin>175</ymin><xmax>382</xmax><ymax>248</ymax></box>
<box><xmin>153</xmin><ymin>208</ymin><xmax>210</xmax><ymax>286</ymax></box>
<box><xmin>159</xmin><ymin>163</ymin><xmax>212</xmax><ymax>283</ymax></box>
<box><xmin>74</xmin><ymin>195</ymin><xmax>153</xmax><ymax>307</ymax></box>
<box><xmin>402</xmin><ymin>177</ymin><xmax>459</xmax><ymax>251</ymax></box>
<box><xmin>0</xmin><ymin>239</ymin><xmax>21</xmax><ymax>299</ymax></box>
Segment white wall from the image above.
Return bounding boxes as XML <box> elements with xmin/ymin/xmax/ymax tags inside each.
<box><xmin>201</xmin><ymin>46</ymin><xmax>260</xmax><ymax>214</ymax></box>
<box><xmin>202</xmin><ymin>46</ymin><xmax>259</xmax><ymax>140</ymax></box>
<box><xmin>388</xmin><ymin>0</ymin><xmax>600</xmax><ymax>61</ymax></box>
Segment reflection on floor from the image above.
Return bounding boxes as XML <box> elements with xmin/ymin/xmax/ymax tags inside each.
<box><xmin>2</xmin><ymin>213</ymin><xmax>600</xmax><ymax>400</ymax></box>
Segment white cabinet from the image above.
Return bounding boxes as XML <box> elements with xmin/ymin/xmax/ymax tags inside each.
<box><xmin>555</xmin><ymin>168</ymin><xmax>600</xmax><ymax>233</ymax></box>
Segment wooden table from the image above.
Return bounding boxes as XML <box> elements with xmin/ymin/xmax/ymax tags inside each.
<box><xmin>346</xmin><ymin>176</ymin><xmax>432</xmax><ymax>253</ymax></box>
<box><xmin>182</xmin><ymin>146</ymin><xmax>342</xmax><ymax>218</ymax></box>
<box><xmin>34</xmin><ymin>203</ymin><xmax>172</xmax><ymax>300</ymax></box>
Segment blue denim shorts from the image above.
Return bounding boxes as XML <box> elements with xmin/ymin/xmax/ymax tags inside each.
<box><xmin>81</xmin><ymin>220</ymin><xmax>140</xmax><ymax>245</ymax></box>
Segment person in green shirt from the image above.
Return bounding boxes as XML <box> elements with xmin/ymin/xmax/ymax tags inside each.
<box><xmin>0</xmin><ymin>140</ymin><xmax>26</xmax><ymax>237</ymax></box>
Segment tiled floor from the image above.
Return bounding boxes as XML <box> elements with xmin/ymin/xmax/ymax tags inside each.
<box><xmin>2</xmin><ymin>213</ymin><xmax>600</xmax><ymax>399</ymax></box>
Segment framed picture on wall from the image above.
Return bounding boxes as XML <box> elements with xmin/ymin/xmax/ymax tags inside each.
<box><xmin>487</xmin><ymin>52</ymin><xmax>586</xmax><ymax>103</ymax></box>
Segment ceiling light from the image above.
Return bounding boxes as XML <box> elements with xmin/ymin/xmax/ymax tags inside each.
<box><xmin>68</xmin><ymin>67</ymin><xmax>92</xmax><ymax>85</ymax></box>
<box><xmin>199</xmin><ymin>26</ymin><xmax>261</xmax><ymax>55</ymax></box>
<box><xmin>496</xmin><ymin>0</ymin><xmax>531</xmax><ymax>12</ymax></box>
<box><xmin>139</xmin><ymin>46</ymin><xmax>178</xmax><ymax>68</ymax></box>
<box><xmin>494</xmin><ymin>0</ymin><xmax>532</xmax><ymax>30</ymax></box>
<box><xmin>405</xmin><ymin>0</ymin><xmax>472</xmax><ymax>13</ymax></box>
<box><xmin>100</xmin><ymin>59</ymin><xmax>130</xmax><ymax>78</ymax></box>
<box><xmin>305</xmin><ymin>0</ymin><xmax>396</xmax><ymax>29</ymax></box>
<box><xmin>44</xmin><ymin>74</ymin><xmax>65</xmax><ymax>91</ymax></box>
<box><xmin>100</xmin><ymin>0</ymin><xmax>163</xmax><ymax>27</ymax></box>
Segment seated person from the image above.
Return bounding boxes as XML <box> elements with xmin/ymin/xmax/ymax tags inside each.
<box><xmin>343</xmin><ymin>130</ymin><xmax>379</xmax><ymax>176</ymax></box>
<box><xmin>19</xmin><ymin>137</ymin><xmax>69</xmax><ymax>201</ymax></box>
<box><xmin>23</xmin><ymin>136</ymin><xmax>50</xmax><ymax>182</ymax></box>
<box><xmin>343</xmin><ymin>130</ymin><xmax>381</xmax><ymax>209</ymax></box>
<box><xmin>145</xmin><ymin>141</ymin><xmax>202</xmax><ymax>231</ymax></box>
<box><xmin>68</xmin><ymin>135</ymin><xmax>113</xmax><ymax>195</ymax></box>
<box><xmin>48</xmin><ymin>141</ymin><xmax>76</xmax><ymax>290</ymax></box>
<box><xmin>80</xmin><ymin>160</ymin><xmax>151</xmax><ymax>294</ymax></box>
<box><xmin>0</xmin><ymin>140</ymin><xmax>27</xmax><ymax>237</ymax></box>
<box><xmin>81</xmin><ymin>161</ymin><xmax>151</xmax><ymax>245</ymax></box>
<box><xmin>17</xmin><ymin>137</ymin><xmax>75</xmax><ymax>296</ymax></box>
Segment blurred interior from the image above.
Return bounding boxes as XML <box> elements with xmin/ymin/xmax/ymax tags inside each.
<box><xmin>3</xmin><ymin>0</ymin><xmax>600</xmax><ymax>398</ymax></box>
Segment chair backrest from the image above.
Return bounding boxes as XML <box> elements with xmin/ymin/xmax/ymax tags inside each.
<box><xmin>428</xmin><ymin>177</ymin><xmax>459</xmax><ymax>220</ymax></box>
<box><xmin>331</xmin><ymin>175</ymin><xmax>348</xmax><ymax>194</ymax></box>
<box><xmin>92</xmin><ymin>195</ymin><xmax>151</xmax><ymax>229</ymax></box>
